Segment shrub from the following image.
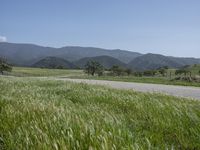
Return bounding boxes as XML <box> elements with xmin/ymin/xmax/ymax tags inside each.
<box><xmin>0</xmin><ymin>57</ymin><xmax>12</xmax><ymax>74</ymax></box>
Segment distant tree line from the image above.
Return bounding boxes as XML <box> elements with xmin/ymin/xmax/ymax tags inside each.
<box><xmin>84</xmin><ymin>61</ymin><xmax>132</xmax><ymax>76</ymax></box>
<box><xmin>84</xmin><ymin>61</ymin><xmax>200</xmax><ymax>79</ymax></box>
<box><xmin>175</xmin><ymin>69</ymin><xmax>192</xmax><ymax>77</ymax></box>
<box><xmin>84</xmin><ymin>61</ymin><xmax>170</xmax><ymax>77</ymax></box>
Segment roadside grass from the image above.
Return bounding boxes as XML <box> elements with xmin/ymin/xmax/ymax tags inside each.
<box><xmin>9</xmin><ymin>67</ymin><xmax>83</xmax><ymax>77</ymax></box>
<box><xmin>69</xmin><ymin>75</ymin><xmax>200</xmax><ymax>87</ymax></box>
<box><xmin>6</xmin><ymin>67</ymin><xmax>200</xmax><ymax>87</ymax></box>
<box><xmin>0</xmin><ymin>77</ymin><xmax>200</xmax><ymax>149</ymax></box>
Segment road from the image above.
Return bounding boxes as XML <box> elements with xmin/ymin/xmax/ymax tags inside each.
<box><xmin>57</xmin><ymin>78</ymin><xmax>200</xmax><ymax>100</ymax></box>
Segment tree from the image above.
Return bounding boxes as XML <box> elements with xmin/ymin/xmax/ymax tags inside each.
<box><xmin>125</xmin><ymin>68</ymin><xmax>132</xmax><ymax>76</ymax></box>
<box><xmin>57</xmin><ymin>65</ymin><xmax>64</xmax><ymax>69</ymax></box>
<box><xmin>175</xmin><ymin>69</ymin><xmax>191</xmax><ymax>77</ymax></box>
<box><xmin>84</xmin><ymin>61</ymin><xmax>104</xmax><ymax>76</ymax></box>
<box><xmin>110</xmin><ymin>65</ymin><xmax>124</xmax><ymax>76</ymax></box>
<box><xmin>158</xmin><ymin>68</ymin><xmax>167</xmax><ymax>77</ymax></box>
<box><xmin>0</xmin><ymin>57</ymin><xmax>12</xmax><ymax>75</ymax></box>
<box><xmin>133</xmin><ymin>71</ymin><xmax>143</xmax><ymax>77</ymax></box>
<box><xmin>143</xmin><ymin>70</ymin><xmax>157</xmax><ymax>76</ymax></box>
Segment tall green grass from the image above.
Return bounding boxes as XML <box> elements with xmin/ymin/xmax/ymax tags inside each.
<box><xmin>9</xmin><ymin>67</ymin><xmax>83</xmax><ymax>77</ymax></box>
<box><xmin>0</xmin><ymin>77</ymin><xmax>200</xmax><ymax>149</ymax></box>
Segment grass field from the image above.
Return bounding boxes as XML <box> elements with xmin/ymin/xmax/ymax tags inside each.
<box><xmin>6</xmin><ymin>67</ymin><xmax>200</xmax><ymax>87</ymax></box>
<box><xmin>70</xmin><ymin>75</ymin><xmax>200</xmax><ymax>87</ymax></box>
<box><xmin>69</xmin><ymin>65</ymin><xmax>200</xmax><ymax>87</ymax></box>
<box><xmin>0</xmin><ymin>76</ymin><xmax>200</xmax><ymax>149</ymax></box>
<box><xmin>9</xmin><ymin>67</ymin><xmax>83</xmax><ymax>77</ymax></box>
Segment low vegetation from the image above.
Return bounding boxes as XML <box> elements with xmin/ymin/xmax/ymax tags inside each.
<box><xmin>79</xmin><ymin>62</ymin><xmax>200</xmax><ymax>87</ymax></box>
<box><xmin>0</xmin><ymin>77</ymin><xmax>200</xmax><ymax>149</ymax></box>
<box><xmin>2</xmin><ymin>62</ymin><xmax>200</xmax><ymax>87</ymax></box>
<box><xmin>8</xmin><ymin>67</ymin><xmax>83</xmax><ymax>77</ymax></box>
<box><xmin>71</xmin><ymin>75</ymin><xmax>200</xmax><ymax>87</ymax></box>
<box><xmin>0</xmin><ymin>57</ymin><xmax>12</xmax><ymax>75</ymax></box>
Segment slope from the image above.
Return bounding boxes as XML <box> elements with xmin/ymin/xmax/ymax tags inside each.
<box><xmin>32</xmin><ymin>56</ymin><xmax>77</xmax><ymax>69</ymax></box>
<box><xmin>74</xmin><ymin>55</ymin><xmax>127</xmax><ymax>69</ymax></box>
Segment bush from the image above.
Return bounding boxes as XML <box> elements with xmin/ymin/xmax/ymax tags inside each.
<box><xmin>143</xmin><ymin>70</ymin><xmax>157</xmax><ymax>76</ymax></box>
<box><xmin>175</xmin><ymin>69</ymin><xmax>191</xmax><ymax>77</ymax></box>
<box><xmin>110</xmin><ymin>65</ymin><xmax>125</xmax><ymax>76</ymax></box>
<box><xmin>0</xmin><ymin>57</ymin><xmax>12</xmax><ymax>74</ymax></box>
<box><xmin>133</xmin><ymin>72</ymin><xmax>143</xmax><ymax>77</ymax></box>
<box><xmin>84</xmin><ymin>61</ymin><xmax>104</xmax><ymax>76</ymax></box>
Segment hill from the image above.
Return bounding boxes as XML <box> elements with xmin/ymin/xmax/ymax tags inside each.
<box><xmin>32</xmin><ymin>57</ymin><xmax>77</xmax><ymax>69</ymax></box>
<box><xmin>1</xmin><ymin>42</ymin><xmax>200</xmax><ymax>71</ymax></box>
<box><xmin>169</xmin><ymin>57</ymin><xmax>200</xmax><ymax>66</ymax></box>
<box><xmin>0</xmin><ymin>42</ymin><xmax>141</xmax><ymax>66</ymax></box>
<box><xmin>128</xmin><ymin>53</ymin><xmax>183</xmax><ymax>71</ymax></box>
<box><xmin>58</xmin><ymin>47</ymin><xmax>142</xmax><ymax>63</ymax></box>
<box><xmin>74</xmin><ymin>55</ymin><xmax>127</xmax><ymax>69</ymax></box>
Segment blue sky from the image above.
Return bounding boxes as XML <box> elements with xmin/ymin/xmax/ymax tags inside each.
<box><xmin>1</xmin><ymin>0</ymin><xmax>200</xmax><ymax>57</ymax></box>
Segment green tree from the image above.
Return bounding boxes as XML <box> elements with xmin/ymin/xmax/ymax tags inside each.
<box><xmin>84</xmin><ymin>61</ymin><xmax>104</xmax><ymax>76</ymax></box>
<box><xmin>175</xmin><ymin>69</ymin><xmax>191</xmax><ymax>77</ymax></box>
<box><xmin>110</xmin><ymin>65</ymin><xmax>124</xmax><ymax>76</ymax></box>
<box><xmin>0</xmin><ymin>57</ymin><xmax>12</xmax><ymax>75</ymax></box>
<box><xmin>143</xmin><ymin>70</ymin><xmax>157</xmax><ymax>76</ymax></box>
<box><xmin>125</xmin><ymin>68</ymin><xmax>132</xmax><ymax>76</ymax></box>
<box><xmin>158</xmin><ymin>68</ymin><xmax>167</xmax><ymax>77</ymax></box>
<box><xmin>133</xmin><ymin>71</ymin><xmax>143</xmax><ymax>77</ymax></box>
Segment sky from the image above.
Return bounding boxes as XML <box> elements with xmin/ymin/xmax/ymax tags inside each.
<box><xmin>1</xmin><ymin>0</ymin><xmax>200</xmax><ymax>57</ymax></box>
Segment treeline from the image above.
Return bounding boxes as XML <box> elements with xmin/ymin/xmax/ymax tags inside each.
<box><xmin>84</xmin><ymin>61</ymin><xmax>200</xmax><ymax>78</ymax></box>
<box><xmin>84</xmin><ymin>61</ymin><xmax>132</xmax><ymax>76</ymax></box>
<box><xmin>84</xmin><ymin>61</ymin><xmax>170</xmax><ymax>77</ymax></box>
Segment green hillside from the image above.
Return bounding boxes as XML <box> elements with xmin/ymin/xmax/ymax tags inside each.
<box><xmin>1</xmin><ymin>42</ymin><xmax>200</xmax><ymax>71</ymax></box>
<box><xmin>32</xmin><ymin>56</ymin><xmax>77</xmax><ymax>69</ymax></box>
<box><xmin>74</xmin><ymin>55</ymin><xmax>127</xmax><ymax>69</ymax></box>
<box><xmin>128</xmin><ymin>53</ymin><xmax>182</xmax><ymax>71</ymax></box>
<box><xmin>0</xmin><ymin>42</ymin><xmax>141</xmax><ymax>65</ymax></box>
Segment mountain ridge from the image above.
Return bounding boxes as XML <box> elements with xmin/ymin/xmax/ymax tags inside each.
<box><xmin>128</xmin><ymin>53</ymin><xmax>200</xmax><ymax>71</ymax></box>
<box><xmin>0</xmin><ymin>42</ymin><xmax>142</xmax><ymax>65</ymax></box>
<box><xmin>1</xmin><ymin>42</ymin><xmax>200</xmax><ymax>71</ymax></box>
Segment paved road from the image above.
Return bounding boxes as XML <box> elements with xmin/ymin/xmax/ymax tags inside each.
<box><xmin>57</xmin><ymin>78</ymin><xmax>200</xmax><ymax>100</ymax></box>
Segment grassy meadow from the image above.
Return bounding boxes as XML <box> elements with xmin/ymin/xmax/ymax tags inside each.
<box><xmin>0</xmin><ymin>76</ymin><xmax>200</xmax><ymax>149</ymax></box>
<box><xmin>6</xmin><ymin>66</ymin><xmax>200</xmax><ymax>87</ymax></box>
<box><xmin>69</xmin><ymin>75</ymin><xmax>200</xmax><ymax>87</ymax></box>
<box><xmin>9</xmin><ymin>67</ymin><xmax>83</xmax><ymax>77</ymax></box>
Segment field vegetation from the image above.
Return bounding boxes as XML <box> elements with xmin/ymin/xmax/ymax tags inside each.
<box><xmin>8</xmin><ymin>67</ymin><xmax>83</xmax><ymax>77</ymax></box>
<box><xmin>0</xmin><ymin>77</ymin><xmax>200</xmax><ymax>149</ymax></box>
<box><xmin>71</xmin><ymin>62</ymin><xmax>200</xmax><ymax>87</ymax></box>
<box><xmin>71</xmin><ymin>75</ymin><xmax>200</xmax><ymax>87</ymax></box>
<box><xmin>3</xmin><ymin>64</ymin><xmax>200</xmax><ymax>87</ymax></box>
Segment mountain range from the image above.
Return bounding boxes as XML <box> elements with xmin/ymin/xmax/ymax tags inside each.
<box><xmin>0</xmin><ymin>42</ymin><xmax>200</xmax><ymax>71</ymax></box>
